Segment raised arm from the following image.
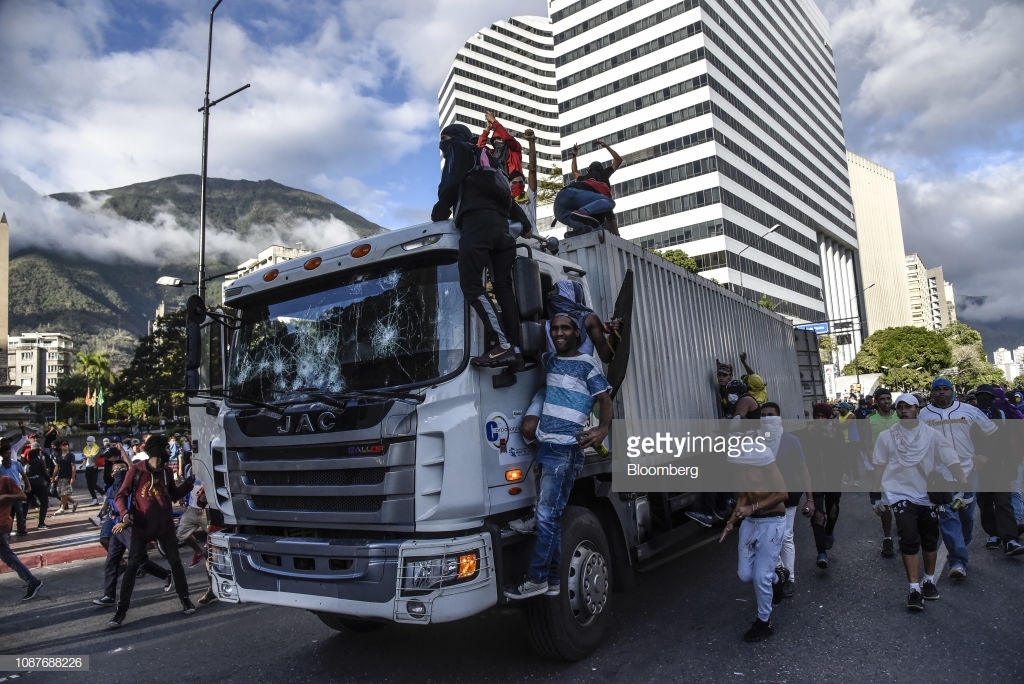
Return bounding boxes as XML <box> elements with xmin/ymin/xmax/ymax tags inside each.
<box><xmin>597</xmin><ymin>140</ymin><xmax>622</xmax><ymax>170</ymax></box>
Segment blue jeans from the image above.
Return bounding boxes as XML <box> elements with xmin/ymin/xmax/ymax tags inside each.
<box><xmin>527</xmin><ymin>442</ymin><xmax>585</xmax><ymax>585</ymax></box>
<box><xmin>0</xmin><ymin>530</ymin><xmax>38</xmax><ymax>584</ymax></box>
<box><xmin>938</xmin><ymin>470</ymin><xmax>978</xmax><ymax>569</ymax></box>
<box><xmin>554</xmin><ymin>187</ymin><xmax>615</xmax><ymax>232</ymax></box>
<box><xmin>1012</xmin><ymin>463</ymin><xmax>1023</xmax><ymax>524</ymax></box>
<box><xmin>737</xmin><ymin>515</ymin><xmax>786</xmax><ymax>622</ymax></box>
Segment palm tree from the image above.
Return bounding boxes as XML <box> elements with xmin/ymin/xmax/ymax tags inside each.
<box><xmin>75</xmin><ymin>352</ymin><xmax>114</xmax><ymax>422</ymax></box>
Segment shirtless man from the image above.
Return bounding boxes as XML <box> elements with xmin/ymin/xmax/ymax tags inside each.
<box><xmin>719</xmin><ymin>446</ymin><xmax>788</xmax><ymax>642</ymax></box>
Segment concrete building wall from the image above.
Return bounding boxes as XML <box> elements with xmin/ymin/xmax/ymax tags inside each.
<box><xmin>846</xmin><ymin>152</ymin><xmax>912</xmax><ymax>333</ymax></box>
<box><xmin>7</xmin><ymin>332</ymin><xmax>76</xmax><ymax>396</ymax></box>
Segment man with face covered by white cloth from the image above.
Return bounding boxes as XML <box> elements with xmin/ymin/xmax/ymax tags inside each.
<box><xmin>872</xmin><ymin>394</ymin><xmax>967</xmax><ymax>612</ymax></box>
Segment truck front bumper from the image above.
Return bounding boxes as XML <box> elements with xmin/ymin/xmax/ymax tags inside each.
<box><xmin>207</xmin><ymin>530</ymin><xmax>497</xmax><ymax>624</ymax></box>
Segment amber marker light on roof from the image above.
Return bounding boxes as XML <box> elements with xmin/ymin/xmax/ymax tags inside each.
<box><xmin>304</xmin><ymin>256</ymin><xmax>322</xmax><ymax>270</ymax></box>
<box><xmin>263</xmin><ymin>269</ymin><xmax>279</xmax><ymax>282</ymax></box>
<box><xmin>350</xmin><ymin>244</ymin><xmax>371</xmax><ymax>258</ymax></box>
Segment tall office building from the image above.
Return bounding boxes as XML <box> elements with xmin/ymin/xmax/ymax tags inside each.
<box><xmin>905</xmin><ymin>253</ymin><xmax>955</xmax><ymax>330</ymax></box>
<box><xmin>440</xmin><ymin>1</ymin><xmax>864</xmax><ymax>365</ymax></box>
<box><xmin>437</xmin><ymin>16</ymin><xmax>561</xmax><ymax>181</ymax></box>
<box><xmin>845</xmin><ymin>151</ymin><xmax>912</xmax><ymax>333</ymax></box>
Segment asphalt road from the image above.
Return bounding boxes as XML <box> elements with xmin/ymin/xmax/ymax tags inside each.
<box><xmin>2</xmin><ymin>491</ymin><xmax>1022</xmax><ymax>683</ymax></box>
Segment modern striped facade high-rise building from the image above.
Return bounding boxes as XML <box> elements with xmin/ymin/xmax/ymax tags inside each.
<box><xmin>439</xmin><ymin>0</ymin><xmax>863</xmax><ymax>333</ymax></box>
<box><xmin>437</xmin><ymin>15</ymin><xmax>561</xmax><ymax>183</ymax></box>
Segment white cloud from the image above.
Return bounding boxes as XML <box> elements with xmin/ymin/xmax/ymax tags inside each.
<box><xmin>899</xmin><ymin>158</ymin><xmax>1024</xmax><ymax>323</ymax></box>
<box><xmin>826</xmin><ymin>0</ymin><xmax>1024</xmax><ymax>171</ymax></box>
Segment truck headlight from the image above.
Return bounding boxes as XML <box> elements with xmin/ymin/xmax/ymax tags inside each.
<box><xmin>401</xmin><ymin>551</ymin><xmax>479</xmax><ymax>595</ymax></box>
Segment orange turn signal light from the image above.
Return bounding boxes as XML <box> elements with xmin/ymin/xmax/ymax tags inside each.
<box><xmin>350</xmin><ymin>244</ymin><xmax>371</xmax><ymax>258</ymax></box>
<box><xmin>505</xmin><ymin>469</ymin><xmax>524</xmax><ymax>482</ymax></box>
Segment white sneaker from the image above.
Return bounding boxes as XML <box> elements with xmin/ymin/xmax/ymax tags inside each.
<box><xmin>504</xmin><ymin>577</ymin><xmax>547</xmax><ymax>600</ymax></box>
<box><xmin>509</xmin><ymin>516</ymin><xmax>536</xmax><ymax>533</ymax></box>
<box><xmin>89</xmin><ymin>499</ymin><xmax>98</xmax><ymax>506</ymax></box>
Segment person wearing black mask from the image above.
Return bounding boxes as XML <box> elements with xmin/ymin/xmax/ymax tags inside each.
<box><xmin>432</xmin><ymin>122</ymin><xmax>532</xmax><ymax>369</ymax></box>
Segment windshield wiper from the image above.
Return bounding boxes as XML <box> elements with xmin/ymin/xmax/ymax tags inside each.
<box><xmin>283</xmin><ymin>387</ymin><xmax>424</xmax><ymax>406</ymax></box>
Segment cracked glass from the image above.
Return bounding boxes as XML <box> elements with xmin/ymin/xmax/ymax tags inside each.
<box><xmin>227</xmin><ymin>258</ymin><xmax>464</xmax><ymax>402</ymax></box>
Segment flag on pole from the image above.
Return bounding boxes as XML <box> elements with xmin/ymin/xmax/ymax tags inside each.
<box><xmin>85</xmin><ymin>387</ymin><xmax>93</xmax><ymax>407</ymax></box>
<box><xmin>97</xmin><ymin>386</ymin><xmax>105</xmax><ymax>406</ymax></box>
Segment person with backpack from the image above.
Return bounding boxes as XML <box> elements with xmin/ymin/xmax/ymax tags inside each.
<box><xmin>107</xmin><ymin>433</ymin><xmax>196</xmax><ymax>628</ymax></box>
<box><xmin>91</xmin><ymin>459</ymin><xmax>172</xmax><ymax>608</ymax></box>
<box><xmin>431</xmin><ymin>122</ymin><xmax>532</xmax><ymax>369</ymax></box>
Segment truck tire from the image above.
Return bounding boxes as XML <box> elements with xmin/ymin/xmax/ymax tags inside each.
<box><xmin>313</xmin><ymin>612</ymin><xmax>386</xmax><ymax>633</ymax></box>
<box><xmin>524</xmin><ymin>506</ymin><xmax>611</xmax><ymax>661</ymax></box>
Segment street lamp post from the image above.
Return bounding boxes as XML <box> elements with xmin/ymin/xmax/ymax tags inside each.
<box><xmin>197</xmin><ymin>0</ymin><xmax>249</xmax><ymax>302</ymax></box>
<box><xmin>735</xmin><ymin>223</ymin><xmax>780</xmax><ymax>297</ymax></box>
<box><xmin>846</xmin><ymin>282</ymin><xmax>874</xmax><ymax>384</ymax></box>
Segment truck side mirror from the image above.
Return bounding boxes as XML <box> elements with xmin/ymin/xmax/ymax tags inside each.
<box><xmin>185</xmin><ymin>294</ymin><xmax>206</xmax><ymax>373</ymax></box>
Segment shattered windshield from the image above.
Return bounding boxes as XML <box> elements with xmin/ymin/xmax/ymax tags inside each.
<box><xmin>227</xmin><ymin>258</ymin><xmax>464</xmax><ymax>402</ymax></box>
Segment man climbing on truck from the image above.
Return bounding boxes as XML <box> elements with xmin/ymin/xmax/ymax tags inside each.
<box><xmin>505</xmin><ymin>313</ymin><xmax>612</xmax><ymax>599</ymax></box>
<box><xmin>431</xmin><ymin>122</ymin><xmax>532</xmax><ymax>368</ymax></box>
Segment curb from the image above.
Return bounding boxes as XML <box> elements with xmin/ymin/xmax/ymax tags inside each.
<box><xmin>4</xmin><ymin>496</ymin><xmax>108</xmax><ymax>574</ymax></box>
<box><xmin>11</xmin><ymin>542</ymin><xmax>108</xmax><ymax>571</ymax></box>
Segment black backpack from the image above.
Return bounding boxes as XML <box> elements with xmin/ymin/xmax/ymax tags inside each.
<box><xmin>466</xmin><ymin>146</ymin><xmax>511</xmax><ymax>203</ymax></box>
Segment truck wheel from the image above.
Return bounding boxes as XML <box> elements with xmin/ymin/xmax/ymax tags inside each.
<box><xmin>313</xmin><ymin>612</ymin><xmax>386</xmax><ymax>633</ymax></box>
<box><xmin>525</xmin><ymin>506</ymin><xmax>611</xmax><ymax>661</ymax></box>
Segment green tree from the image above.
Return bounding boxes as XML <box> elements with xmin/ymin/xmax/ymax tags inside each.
<box><xmin>657</xmin><ymin>249</ymin><xmax>699</xmax><ymax>273</ymax></box>
<box><xmin>841</xmin><ymin>326</ymin><xmax>951</xmax><ymax>377</ymax></box>
<box><xmin>75</xmin><ymin>351</ymin><xmax>115</xmax><ymax>387</ymax></box>
<box><xmin>936</xmin><ymin>322</ymin><xmax>1003</xmax><ymax>392</ymax></box>
<box><xmin>936</xmin><ymin>321</ymin><xmax>984</xmax><ymax>350</ymax></box>
<box><xmin>110</xmin><ymin>399</ymin><xmax>135</xmax><ymax>420</ymax></box>
<box><xmin>120</xmin><ymin>309</ymin><xmax>188</xmax><ymax>419</ymax></box>
<box><xmin>818</xmin><ymin>334</ymin><xmax>836</xmax><ymax>365</ymax></box>
<box><xmin>758</xmin><ymin>294</ymin><xmax>776</xmax><ymax>311</ymax></box>
<box><xmin>1010</xmin><ymin>374</ymin><xmax>1024</xmax><ymax>388</ymax></box>
<box><xmin>537</xmin><ymin>165</ymin><xmax>563</xmax><ymax>205</ymax></box>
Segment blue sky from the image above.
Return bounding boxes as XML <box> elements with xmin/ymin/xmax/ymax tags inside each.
<box><xmin>0</xmin><ymin>0</ymin><xmax>1021</xmax><ymax>332</ymax></box>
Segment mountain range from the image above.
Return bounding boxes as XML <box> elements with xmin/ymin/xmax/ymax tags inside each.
<box><xmin>8</xmin><ymin>175</ymin><xmax>384</xmax><ymax>371</ymax></box>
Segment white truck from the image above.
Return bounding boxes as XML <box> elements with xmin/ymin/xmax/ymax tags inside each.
<box><xmin>185</xmin><ymin>224</ymin><xmax>821</xmax><ymax>660</ymax></box>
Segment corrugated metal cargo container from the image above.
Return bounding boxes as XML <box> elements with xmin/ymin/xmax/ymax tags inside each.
<box><xmin>557</xmin><ymin>231</ymin><xmax>810</xmax><ymax>425</ymax></box>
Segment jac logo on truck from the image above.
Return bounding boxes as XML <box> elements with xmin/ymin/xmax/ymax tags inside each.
<box><xmin>276</xmin><ymin>411</ymin><xmax>339</xmax><ymax>434</ymax></box>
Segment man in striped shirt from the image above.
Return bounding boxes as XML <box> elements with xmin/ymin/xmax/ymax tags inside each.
<box><xmin>505</xmin><ymin>314</ymin><xmax>612</xmax><ymax>599</ymax></box>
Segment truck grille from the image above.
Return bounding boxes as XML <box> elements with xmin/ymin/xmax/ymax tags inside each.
<box><xmin>250</xmin><ymin>494</ymin><xmax>385</xmax><ymax>513</ymax></box>
<box><xmin>245</xmin><ymin>469</ymin><xmax>386</xmax><ymax>487</ymax></box>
